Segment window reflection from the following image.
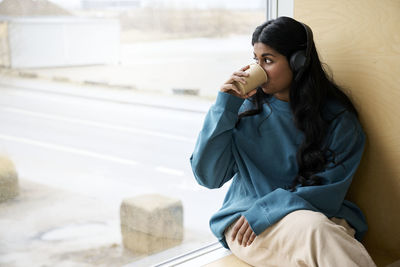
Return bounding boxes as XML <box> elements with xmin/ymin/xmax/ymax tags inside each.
<box><xmin>0</xmin><ymin>0</ymin><xmax>265</xmax><ymax>265</ymax></box>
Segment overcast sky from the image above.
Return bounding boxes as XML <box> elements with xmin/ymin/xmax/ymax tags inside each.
<box><xmin>42</xmin><ymin>0</ymin><xmax>266</xmax><ymax>10</ymax></box>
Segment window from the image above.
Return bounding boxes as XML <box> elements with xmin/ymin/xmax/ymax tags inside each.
<box><xmin>0</xmin><ymin>0</ymin><xmax>294</xmax><ymax>266</ymax></box>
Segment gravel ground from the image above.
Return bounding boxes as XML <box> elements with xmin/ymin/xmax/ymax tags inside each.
<box><xmin>0</xmin><ymin>178</ymin><xmax>140</xmax><ymax>267</ymax></box>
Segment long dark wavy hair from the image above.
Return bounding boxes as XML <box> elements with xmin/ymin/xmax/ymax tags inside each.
<box><xmin>240</xmin><ymin>17</ymin><xmax>358</xmax><ymax>190</ymax></box>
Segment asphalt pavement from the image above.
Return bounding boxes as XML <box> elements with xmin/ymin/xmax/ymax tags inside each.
<box><xmin>0</xmin><ymin>75</ymin><xmax>230</xmax><ymax>267</ymax></box>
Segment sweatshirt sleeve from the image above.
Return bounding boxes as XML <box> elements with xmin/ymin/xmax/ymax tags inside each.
<box><xmin>190</xmin><ymin>92</ymin><xmax>245</xmax><ymax>189</ymax></box>
<box><xmin>242</xmin><ymin>111</ymin><xmax>366</xmax><ymax>237</ymax></box>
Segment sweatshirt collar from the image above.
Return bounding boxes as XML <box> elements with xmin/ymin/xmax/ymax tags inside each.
<box><xmin>269</xmin><ymin>95</ymin><xmax>291</xmax><ymax>112</ymax></box>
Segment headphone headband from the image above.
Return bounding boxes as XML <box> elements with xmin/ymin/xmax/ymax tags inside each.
<box><xmin>301</xmin><ymin>22</ymin><xmax>313</xmax><ymax>70</ymax></box>
<box><xmin>290</xmin><ymin>22</ymin><xmax>314</xmax><ymax>82</ymax></box>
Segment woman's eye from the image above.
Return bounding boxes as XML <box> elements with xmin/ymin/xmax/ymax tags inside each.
<box><xmin>253</xmin><ymin>57</ymin><xmax>272</xmax><ymax>64</ymax></box>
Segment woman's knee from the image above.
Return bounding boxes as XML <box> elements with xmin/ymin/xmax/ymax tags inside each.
<box><xmin>282</xmin><ymin>210</ymin><xmax>331</xmax><ymax>233</ymax></box>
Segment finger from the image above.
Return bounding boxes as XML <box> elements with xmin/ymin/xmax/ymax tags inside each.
<box><xmin>223</xmin><ymin>66</ymin><xmax>249</xmax><ymax>85</ymax></box>
<box><xmin>220</xmin><ymin>83</ymin><xmax>239</xmax><ymax>92</ymax></box>
<box><xmin>247</xmin><ymin>232</ymin><xmax>257</xmax><ymax>246</ymax></box>
<box><xmin>224</xmin><ymin>75</ymin><xmax>247</xmax><ymax>87</ymax></box>
<box><xmin>242</xmin><ymin>226</ymin><xmax>253</xmax><ymax>247</ymax></box>
<box><xmin>220</xmin><ymin>84</ymin><xmax>243</xmax><ymax>98</ymax></box>
<box><xmin>237</xmin><ymin>222</ymin><xmax>249</xmax><ymax>245</ymax></box>
<box><xmin>245</xmin><ymin>88</ymin><xmax>258</xmax><ymax>98</ymax></box>
<box><xmin>240</xmin><ymin>65</ymin><xmax>250</xmax><ymax>71</ymax></box>
<box><xmin>231</xmin><ymin>75</ymin><xmax>247</xmax><ymax>85</ymax></box>
<box><xmin>233</xmin><ymin>71</ymin><xmax>250</xmax><ymax>77</ymax></box>
<box><xmin>231</xmin><ymin>216</ymin><xmax>245</xmax><ymax>241</ymax></box>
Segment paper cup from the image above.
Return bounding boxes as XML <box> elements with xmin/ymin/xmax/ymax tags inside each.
<box><xmin>234</xmin><ymin>64</ymin><xmax>268</xmax><ymax>95</ymax></box>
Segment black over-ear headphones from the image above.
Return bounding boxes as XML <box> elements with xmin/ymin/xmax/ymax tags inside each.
<box><xmin>289</xmin><ymin>23</ymin><xmax>313</xmax><ymax>82</ymax></box>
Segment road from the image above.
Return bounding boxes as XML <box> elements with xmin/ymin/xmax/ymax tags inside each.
<box><xmin>0</xmin><ymin>77</ymin><xmax>231</xmax><ymax>265</ymax></box>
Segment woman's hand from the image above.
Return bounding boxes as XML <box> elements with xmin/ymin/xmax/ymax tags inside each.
<box><xmin>231</xmin><ymin>216</ymin><xmax>257</xmax><ymax>247</ymax></box>
<box><xmin>220</xmin><ymin>65</ymin><xmax>257</xmax><ymax>99</ymax></box>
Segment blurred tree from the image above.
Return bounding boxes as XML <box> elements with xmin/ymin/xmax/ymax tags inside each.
<box><xmin>0</xmin><ymin>0</ymin><xmax>71</xmax><ymax>16</ymax></box>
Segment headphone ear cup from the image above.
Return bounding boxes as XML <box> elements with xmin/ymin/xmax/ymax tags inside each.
<box><xmin>289</xmin><ymin>50</ymin><xmax>307</xmax><ymax>73</ymax></box>
<box><xmin>290</xmin><ymin>50</ymin><xmax>307</xmax><ymax>82</ymax></box>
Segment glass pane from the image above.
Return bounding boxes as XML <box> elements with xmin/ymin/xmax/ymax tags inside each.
<box><xmin>0</xmin><ymin>0</ymin><xmax>265</xmax><ymax>266</ymax></box>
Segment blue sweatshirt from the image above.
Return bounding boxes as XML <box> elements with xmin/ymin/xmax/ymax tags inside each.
<box><xmin>190</xmin><ymin>91</ymin><xmax>367</xmax><ymax>248</ymax></box>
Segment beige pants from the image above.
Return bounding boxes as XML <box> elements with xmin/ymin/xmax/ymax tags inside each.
<box><xmin>225</xmin><ymin>210</ymin><xmax>376</xmax><ymax>267</ymax></box>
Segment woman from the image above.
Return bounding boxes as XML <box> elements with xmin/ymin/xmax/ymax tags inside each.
<box><xmin>190</xmin><ymin>17</ymin><xmax>376</xmax><ymax>266</ymax></box>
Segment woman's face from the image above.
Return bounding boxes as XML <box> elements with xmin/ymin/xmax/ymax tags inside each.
<box><xmin>253</xmin><ymin>42</ymin><xmax>293</xmax><ymax>102</ymax></box>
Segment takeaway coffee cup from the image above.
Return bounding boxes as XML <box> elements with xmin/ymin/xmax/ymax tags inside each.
<box><xmin>234</xmin><ymin>64</ymin><xmax>268</xmax><ymax>95</ymax></box>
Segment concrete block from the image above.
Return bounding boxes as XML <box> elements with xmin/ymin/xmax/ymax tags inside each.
<box><xmin>0</xmin><ymin>156</ymin><xmax>19</xmax><ymax>202</ymax></box>
<box><xmin>120</xmin><ymin>194</ymin><xmax>183</xmax><ymax>254</ymax></box>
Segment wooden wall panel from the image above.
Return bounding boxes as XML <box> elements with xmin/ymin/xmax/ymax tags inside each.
<box><xmin>294</xmin><ymin>0</ymin><xmax>400</xmax><ymax>265</ymax></box>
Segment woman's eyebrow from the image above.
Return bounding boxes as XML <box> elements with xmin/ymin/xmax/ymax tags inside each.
<box><xmin>261</xmin><ymin>53</ymin><xmax>276</xmax><ymax>57</ymax></box>
<box><xmin>253</xmin><ymin>52</ymin><xmax>276</xmax><ymax>57</ymax></box>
